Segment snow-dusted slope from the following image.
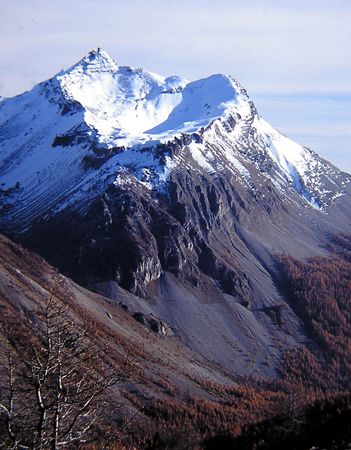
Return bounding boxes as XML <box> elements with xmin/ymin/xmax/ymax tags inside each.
<box><xmin>0</xmin><ymin>48</ymin><xmax>350</xmax><ymax>231</ymax></box>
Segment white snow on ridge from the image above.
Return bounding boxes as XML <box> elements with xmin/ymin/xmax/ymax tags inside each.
<box><xmin>252</xmin><ymin>116</ymin><xmax>323</xmax><ymax>207</ymax></box>
<box><xmin>146</xmin><ymin>74</ymin><xmax>239</xmax><ymax>135</ymax></box>
<box><xmin>55</xmin><ymin>49</ymin><xmax>243</xmax><ymax>147</ymax></box>
<box><xmin>251</xmin><ymin>116</ymin><xmax>350</xmax><ymax>209</ymax></box>
<box><xmin>188</xmin><ymin>142</ymin><xmax>216</xmax><ymax>174</ymax></box>
<box><xmin>253</xmin><ymin>116</ymin><xmax>312</xmax><ymax>181</ymax></box>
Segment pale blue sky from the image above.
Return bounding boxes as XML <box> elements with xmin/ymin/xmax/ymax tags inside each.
<box><xmin>1</xmin><ymin>0</ymin><xmax>350</xmax><ymax>172</ymax></box>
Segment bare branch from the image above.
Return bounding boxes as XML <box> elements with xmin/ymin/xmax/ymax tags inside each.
<box><xmin>0</xmin><ymin>279</ymin><xmax>135</xmax><ymax>448</ymax></box>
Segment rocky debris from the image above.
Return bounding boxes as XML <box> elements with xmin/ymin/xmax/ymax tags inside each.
<box><xmin>119</xmin><ymin>302</ymin><xmax>129</xmax><ymax>311</ymax></box>
<box><xmin>132</xmin><ymin>311</ymin><xmax>174</xmax><ymax>336</ymax></box>
<box><xmin>52</xmin><ymin>122</ymin><xmax>93</xmax><ymax>148</ymax></box>
<box><xmin>82</xmin><ymin>145</ymin><xmax>125</xmax><ymax>169</ymax></box>
<box><xmin>261</xmin><ymin>304</ymin><xmax>286</xmax><ymax>327</ymax></box>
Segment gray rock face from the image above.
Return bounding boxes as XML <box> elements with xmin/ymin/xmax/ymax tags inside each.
<box><xmin>19</xmin><ymin>141</ymin><xmax>351</xmax><ymax>376</ymax></box>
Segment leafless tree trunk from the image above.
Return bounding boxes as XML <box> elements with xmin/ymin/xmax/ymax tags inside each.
<box><xmin>0</xmin><ymin>277</ymin><xmax>135</xmax><ymax>449</ymax></box>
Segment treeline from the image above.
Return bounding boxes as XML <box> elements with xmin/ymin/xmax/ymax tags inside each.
<box><xmin>140</xmin><ymin>384</ymin><xmax>285</xmax><ymax>446</ymax></box>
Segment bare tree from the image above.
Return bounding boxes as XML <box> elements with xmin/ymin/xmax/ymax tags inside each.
<box><xmin>0</xmin><ymin>280</ymin><xmax>135</xmax><ymax>449</ymax></box>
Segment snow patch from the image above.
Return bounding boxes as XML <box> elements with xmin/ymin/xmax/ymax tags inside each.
<box><xmin>188</xmin><ymin>142</ymin><xmax>216</xmax><ymax>173</ymax></box>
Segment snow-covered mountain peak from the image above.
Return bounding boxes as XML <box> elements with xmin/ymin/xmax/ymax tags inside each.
<box><xmin>64</xmin><ymin>47</ymin><xmax>119</xmax><ymax>75</ymax></box>
<box><xmin>0</xmin><ymin>52</ymin><xmax>350</xmax><ymax>232</ymax></box>
<box><xmin>52</xmin><ymin>51</ymin><xmax>248</xmax><ymax>148</ymax></box>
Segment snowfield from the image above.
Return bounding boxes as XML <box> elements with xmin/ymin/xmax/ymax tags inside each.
<box><xmin>56</xmin><ymin>49</ymin><xmax>245</xmax><ymax>147</ymax></box>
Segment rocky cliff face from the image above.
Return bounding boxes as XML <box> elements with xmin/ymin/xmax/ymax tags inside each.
<box><xmin>1</xmin><ymin>49</ymin><xmax>351</xmax><ymax>377</ymax></box>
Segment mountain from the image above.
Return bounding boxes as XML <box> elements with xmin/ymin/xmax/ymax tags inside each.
<box><xmin>1</xmin><ymin>48</ymin><xmax>351</xmax><ymax>379</ymax></box>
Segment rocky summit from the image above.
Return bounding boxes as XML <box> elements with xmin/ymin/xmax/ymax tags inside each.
<box><xmin>1</xmin><ymin>48</ymin><xmax>351</xmax><ymax>377</ymax></box>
